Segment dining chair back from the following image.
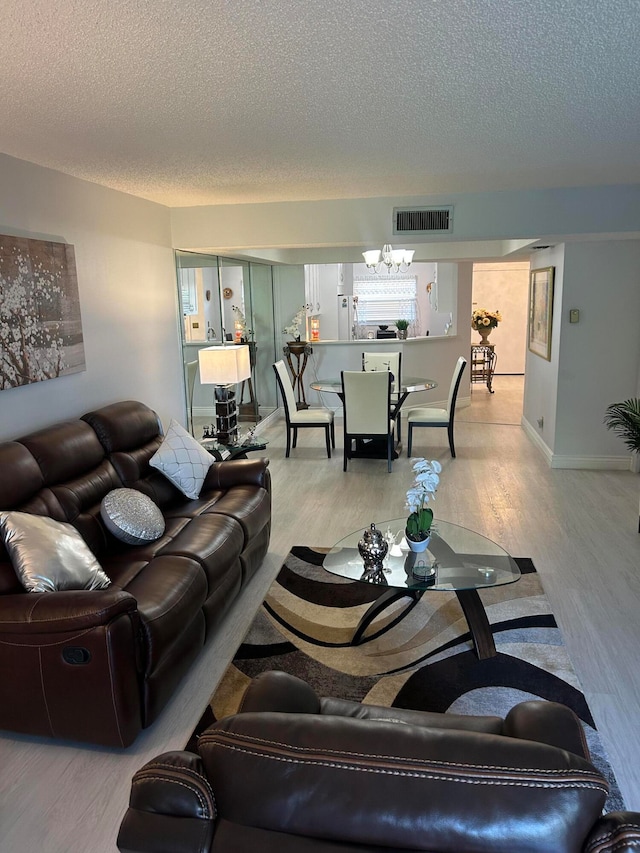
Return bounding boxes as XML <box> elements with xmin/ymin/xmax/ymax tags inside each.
<box><xmin>273</xmin><ymin>360</ymin><xmax>335</xmax><ymax>458</ymax></box>
<box><xmin>342</xmin><ymin>370</ymin><xmax>395</xmax><ymax>472</ymax></box>
<box><xmin>361</xmin><ymin>351</ymin><xmax>402</xmax><ymax>396</ymax></box>
<box><xmin>362</xmin><ymin>350</ymin><xmax>403</xmax><ymax>439</ymax></box>
<box><xmin>406</xmin><ymin>356</ymin><xmax>467</xmax><ymax>457</ymax></box>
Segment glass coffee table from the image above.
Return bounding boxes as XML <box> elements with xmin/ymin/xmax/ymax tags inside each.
<box><xmin>324</xmin><ymin>518</ymin><xmax>521</xmax><ymax>659</ymax></box>
<box><xmin>200</xmin><ymin>437</ymin><xmax>268</xmax><ymax>461</ymax></box>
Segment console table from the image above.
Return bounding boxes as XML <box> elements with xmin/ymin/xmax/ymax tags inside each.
<box><xmin>470</xmin><ymin>344</ymin><xmax>496</xmax><ymax>393</ymax></box>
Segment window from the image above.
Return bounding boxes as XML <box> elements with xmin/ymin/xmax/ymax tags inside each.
<box><xmin>353</xmin><ymin>277</ymin><xmax>417</xmax><ymax>325</ymax></box>
<box><xmin>179</xmin><ymin>268</ymin><xmax>198</xmax><ymax>315</ymax></box>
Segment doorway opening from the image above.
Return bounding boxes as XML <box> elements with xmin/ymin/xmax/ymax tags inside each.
<box><xmin>464</xmin><ymin>261</ymin><xmax>529</xmax><ymax>425</ymax></box>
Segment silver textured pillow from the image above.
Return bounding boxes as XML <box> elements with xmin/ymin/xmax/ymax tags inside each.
<box><xmin>101</xmin><ymin>488</ymin><xmax>165</xmax><ymax>545</ymax></box>
<box><xmin>0</xmin><ymin>511</ymin><xmax>110</xmax><ymax>593</ymax></box>
<box><xmin>149</xmin><ymin>419</ymin><xmax>214</xmax><ymax>500</ymax></box>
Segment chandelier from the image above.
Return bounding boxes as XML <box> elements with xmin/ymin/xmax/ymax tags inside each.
<box><xmin>362</xmin><ymin>244</ymin><xmax>415</xmax><ymax>274</ymax></box>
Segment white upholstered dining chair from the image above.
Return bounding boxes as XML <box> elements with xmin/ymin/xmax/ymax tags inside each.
<box><xmin>406</xmin><ymin>356</ymin><xmax>467</xmax><ymax>458</ymax></box>
<box><xmin>273</xmin><ymin>360</ymin><xmax>335</xmax><ymax>458</ymax></box>
<box><xmin>342</xmin><ymin>370</ymin><xmax>395</xmax><ymax>472</ymax></box>
<box><xmin>362</xmin><ymin>350</ymin><xmax>402</xmax><ymax>439</ymax></box>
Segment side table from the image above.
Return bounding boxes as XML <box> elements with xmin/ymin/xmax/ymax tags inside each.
<box><xmin>470</xmin><ymin>344</ymin><xmax>496</xmax><ymax>393</ymax></box>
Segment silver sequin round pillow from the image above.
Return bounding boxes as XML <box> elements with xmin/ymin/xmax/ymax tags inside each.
<box><xmin>100</xmin><ymin>488</ymin><xmax>165</xmax><ymax>545</ymax></box>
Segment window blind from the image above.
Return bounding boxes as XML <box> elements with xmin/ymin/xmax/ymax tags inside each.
<box><xmin>353</xmin><ymin>277</ymin><xmax>417</xmax><ymax>325</ymax></box>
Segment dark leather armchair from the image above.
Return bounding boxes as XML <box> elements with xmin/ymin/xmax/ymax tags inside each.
<box><xmin>118</xmin><ymin>670</ymin><xmax>640</xmax><ymax>852</ymax></box>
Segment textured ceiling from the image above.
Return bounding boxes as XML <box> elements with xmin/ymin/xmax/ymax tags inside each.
<box><xmin>1</xmin><ymin>0</ymin><xmax>639</xmax><ymax>207</ymax></box>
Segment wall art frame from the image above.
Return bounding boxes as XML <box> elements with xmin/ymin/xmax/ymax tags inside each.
<box><xmin>528</xmin><ymin>266</ymin><xmax>555</xmax><ymax>361</ymax></box>
<box><xmin>0</xmin><ymin>234</ymin><xmax>86</xmax><ymax>390</ymax></box>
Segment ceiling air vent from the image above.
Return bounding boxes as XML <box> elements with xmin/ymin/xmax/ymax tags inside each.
<box><xmin>393</xmin><ymin>206</ymin><xmax>453</xmax><ymax>235</ymax></box>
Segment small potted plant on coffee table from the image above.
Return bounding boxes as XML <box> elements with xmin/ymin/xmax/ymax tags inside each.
<box><xmin>405</xmin><ymin>458</ymin><xmax>441</xmax><ymax>552</ymax></box>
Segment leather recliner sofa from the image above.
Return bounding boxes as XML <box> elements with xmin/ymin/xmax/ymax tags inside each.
<box><xmin>118</xmin><ymin>670</ymin><xmax>640</xmax><ymax>853</ymax></box>
<box><xmin>0</xmin><ymin>401</ymin><xmax>271</xmax><ymax>748</ymax></box>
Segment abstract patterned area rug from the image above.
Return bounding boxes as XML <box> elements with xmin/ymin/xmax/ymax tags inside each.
<box><xmin>190</xmin><ymin>546</ymin><xmax>624</xmax><ymax>811</ymax></box>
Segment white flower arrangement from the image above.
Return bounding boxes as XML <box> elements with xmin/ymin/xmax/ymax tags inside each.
<box><xmin>232</xmin><ymin>305</ymin><xmax>252</xmax><ymax>339</ymax></box>
<box><xmin>283</xmin><ymin>305</ymin><xmax>308</xmax><ymax>340</ymax></box>
<box><xmin>405</xmin><ymin>458</ymin><xmax>441</xmax><ymax>540</ymax></box>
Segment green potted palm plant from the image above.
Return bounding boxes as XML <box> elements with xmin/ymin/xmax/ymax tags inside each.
<box><xmin>604</xmin><ymin>398</ymin><xmax>640</xmax><ymax>531</ymax></box>
<box><xmin>604</xmin><ymin>398</ymin><xmax>640</xmax><ymax>454</ymax></box>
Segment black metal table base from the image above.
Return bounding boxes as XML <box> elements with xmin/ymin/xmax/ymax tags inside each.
<box><xmin>351</xmin><ymin>437</ymin><xmax>402</xmax><ymax>460</ymax></box>
<box><xmin>352</xmin><ymin>586</ymin><xmax>497</xmax><ymax>659</ymax></box>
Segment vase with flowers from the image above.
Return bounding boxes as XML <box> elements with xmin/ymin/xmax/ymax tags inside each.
<box><xmin>405</xmin><ymin>458</ymin><xmax>441</xmax><ymax>552</ymax></box>
<box><xmin>471</xmin><ymin>308</ymin><xmax>502</xmax><ymax>344</ymax></box>
<box><xmin>232</xmin><ymin>305</ymin><xmax>252</xmax><ymax>342</ymax></box>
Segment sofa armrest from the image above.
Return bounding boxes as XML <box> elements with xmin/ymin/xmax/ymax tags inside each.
<box><xmin>503</xmin><ymin>699</ymin><xmax>590</xmax><ymax>760</ymax></box>
<box><xmin>117</xmin><ymin>751</ymin><xmax>215</xmax><ymax>853</ymax></box>
<box><xmin>583</xmin><ymin>812</ymin><xmax>640</xmax><ymax>852</ymax></box>
<box><xmin>239</xmin><ymin>670</ymin><xmax>322</xmax><ymax>714</ymax></box>
<box><xmin>202</xmin><ymin>458</ymin><xmax>270</xmax><ymax>491</ymax></box>
<box><xmin>0</xmin><ymin>588</ymin><xmax>137</xmax><ymax>634</ymax></box>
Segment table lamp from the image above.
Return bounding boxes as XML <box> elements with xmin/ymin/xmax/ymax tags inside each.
<box><xmin>198</xmin><ymin>344</ymin><xmax>251</xmax><ymax>444</ymax></box>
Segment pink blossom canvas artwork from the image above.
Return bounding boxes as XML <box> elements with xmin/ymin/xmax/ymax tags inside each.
<box><xmin>0</xmin><ymin>235</ymin><xmax>86</xmax><ymax>389</ymax></box>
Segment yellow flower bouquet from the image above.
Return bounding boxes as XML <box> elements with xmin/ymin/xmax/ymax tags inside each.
<box><xmin>471</xmin><ymin>308</ymin><xmax>502</xmax><ymax>330</ymax></box>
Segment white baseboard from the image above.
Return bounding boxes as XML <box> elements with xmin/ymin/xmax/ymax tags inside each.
<box><xmin>520</xmin><ymin>417</ymin><xmax>554</xmax><ymax>465</ymax></box>
<box><xmin>549</xmin><ymin>455</ymin><xmax>633</xmax><ymax>470</ymax></box>
<box><xmin>521</xmin><ymin>416</ymin><xmax>634</xmax><ymax>470</ymax></box>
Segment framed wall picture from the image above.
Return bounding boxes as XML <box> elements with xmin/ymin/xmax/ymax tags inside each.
<box><xmin>528</xmin><ymin>266</ymin><xmax>555</xmax><ymax>361</ymax></box>
<box><xmin>0</xmin><ymin>234</ymin><xmax>86</xmax><ymax>390</ymax></box>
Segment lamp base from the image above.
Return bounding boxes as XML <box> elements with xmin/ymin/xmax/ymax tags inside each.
<box><xmin>214</xmin><ymin>386</ymin><xmax>238</xmax><ymax>445</ymax></box>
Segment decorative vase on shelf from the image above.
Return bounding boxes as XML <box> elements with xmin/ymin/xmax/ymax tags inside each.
<box><xmin>476</xmin><ymin>326</ymin><xmax>493</xmax><ymax>344</ymax></box>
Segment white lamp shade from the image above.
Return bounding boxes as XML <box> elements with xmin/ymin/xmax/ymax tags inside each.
<box><xmin>198</xmin><ymin>345</ymin><xmax>251</xmax><ymax>385</ymax></box>
<box><xmin>403</xmin><ymin>249</ymin><xmax>415</xmax><ymax>264</ymax></box>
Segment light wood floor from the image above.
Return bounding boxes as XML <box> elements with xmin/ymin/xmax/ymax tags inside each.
<box><xmin>2</xmin><ymin>375</ymin><xmax>639</xmax><ymax>852</ymax></box>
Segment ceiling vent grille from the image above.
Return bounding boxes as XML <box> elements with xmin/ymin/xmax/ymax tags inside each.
<box><xmin>393</xmin><ymin>206</ymin><xmax>453</xmax><ymax>235</ymax></box>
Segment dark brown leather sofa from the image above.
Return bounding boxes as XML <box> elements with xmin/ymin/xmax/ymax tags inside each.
<box><xmin>0</xmin><ymin>401</ymin><xmax>271</xmax><ymax>748</ymax></box>
<box><xmin>118</xmin><ymin>670</ymin><xmax>640</xmax><ymax>853</ymax></box>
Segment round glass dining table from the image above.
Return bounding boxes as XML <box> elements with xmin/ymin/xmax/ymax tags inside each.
<box><xmin>310</xmin><ymin>375</ymin><xmax>437</xmax><ymax>409</ymax></box>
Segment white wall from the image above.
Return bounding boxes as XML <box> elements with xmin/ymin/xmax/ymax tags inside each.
<box><xmin>170</xmin><ymin>184</ymin><xmax>640</xmax><ymax>260</ymax></box>
<box><xmin>555</xmin><ymin>240</ymin><xmax>640</xmax><ymax>459</ymax></box>
<box><xmin>472</xmin><ymin>262</ymin><xmax>529</xmax><ymax>373</ymax></box>
<box><xmin>523</xmin><ymin>245</ymin><xmax>564</xmax><ymax>454</ymax></box>
<box><xmin>0</xmin><ymin>154</ymin><xmax>182</xmax><ymax>441</ymax></box>
<box><xmin>523</xmin><ymin>240</ymin><xmax>640</xmax><ymax>467</ymax></box>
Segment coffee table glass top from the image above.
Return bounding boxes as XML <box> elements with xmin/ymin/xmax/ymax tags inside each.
<box><xmin>324</xmin><ymin>518</ymin><xmax>521</xmax><ymax>592</ymax></box>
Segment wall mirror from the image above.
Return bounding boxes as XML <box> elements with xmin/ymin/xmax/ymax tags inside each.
<box><xmin>176</xmin><ymin>250</ymin><xmax>278</xmax><ymax>438</ymax></box>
